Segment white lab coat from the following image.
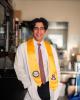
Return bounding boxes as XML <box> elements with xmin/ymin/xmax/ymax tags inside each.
<box><xmin>14</xmin><ymin>39</ymin><xmax>61</xmax><ymax>100</ymax></box>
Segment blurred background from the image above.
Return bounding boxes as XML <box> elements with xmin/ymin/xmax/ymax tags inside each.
<box><xmin>0</xmin><ymin>0</ymin><xmax>80</xmax><ymax>100</ymax></box>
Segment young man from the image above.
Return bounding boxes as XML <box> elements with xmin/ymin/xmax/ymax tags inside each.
<box><xmin>14</xmin><ymin>17</ymin><xmax>60</xmax><ymax>100</ymax></box>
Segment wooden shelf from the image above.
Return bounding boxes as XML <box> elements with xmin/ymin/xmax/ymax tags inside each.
<box><xmin>61</xmin><ymin>71</ymin><xmax>80</xmax><ymax>75</ymax></box>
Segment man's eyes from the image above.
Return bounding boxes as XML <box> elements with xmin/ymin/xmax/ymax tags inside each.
<box><xmin>34</xmin><ymin>27</ymin><xmax>45</xmax><ymax>30</ymax></box>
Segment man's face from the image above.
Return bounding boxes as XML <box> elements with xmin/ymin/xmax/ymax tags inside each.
<box><xmin>33</xmin><ymin>22</ymin><xmax>47</xmax><ymax>42</ymax></box>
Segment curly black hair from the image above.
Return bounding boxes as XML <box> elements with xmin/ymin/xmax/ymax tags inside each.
<box><xmin>29</xmin><ymin>17</ymin><xmax>48</xmax><ymax>31</ymax></box>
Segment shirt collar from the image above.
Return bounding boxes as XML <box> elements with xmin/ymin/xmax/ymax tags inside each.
<box><xmin>33</xmin><ymin>38</ymin><xmax>43</xmax><ymax>46</ymax></box>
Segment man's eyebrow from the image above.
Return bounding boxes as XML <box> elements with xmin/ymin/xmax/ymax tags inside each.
<box><xmin>34</xmin><ymin>27</ymin><xmax>44</xmax><ymax>28</ymax></box>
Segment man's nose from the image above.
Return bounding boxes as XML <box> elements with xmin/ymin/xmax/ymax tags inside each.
<box><xmin>37</xmin><ymin>29</ymin><xmax>41</xmax><ymax>33</ymax></box>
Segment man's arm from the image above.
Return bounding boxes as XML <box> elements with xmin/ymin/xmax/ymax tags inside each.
<box><xmin>51</xmin><ymin>45</ymin><xmax>60</xmax><ymax>83</ymax></box>
<box><xmin>14</xmin><ymin>44</ymin><xmax>30</xmax><ymax>89</ymax></box>
<box><xmin>51</xmin><ymin>45</ymin><xmax>61</xmax><ymax>100</ymax></box>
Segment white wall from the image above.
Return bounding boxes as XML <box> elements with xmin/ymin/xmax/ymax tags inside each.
<box><xmin>13</xmin><ymin>0</ymin><xmax>80</xmax><ymax>53</ymax></box>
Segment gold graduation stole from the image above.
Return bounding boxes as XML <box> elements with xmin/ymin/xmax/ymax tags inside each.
<box><xmin>26</xmin><ymin>39</ymin><xmax>58</xmax><ymax>91</ymax></box>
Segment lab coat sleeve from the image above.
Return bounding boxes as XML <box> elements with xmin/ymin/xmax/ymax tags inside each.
<box><xmin>51</xmin><ymin>45</ymin><xmax>61</xmax><ymax>100</ymax></box>
<box><xmin>14</xmin><ymin>44</ymin><xmax>30</xmax><ymax>89</ymax></box>
<box><xmin>51</xmin><ymin>45</ymin><xmax>60</xmax><ymax>82</ymax></box>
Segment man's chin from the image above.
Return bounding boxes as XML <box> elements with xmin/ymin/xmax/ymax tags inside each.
<box><xmin>36</xmin><ymin>38</ymin><xmax>42</xmax><ymax>42</ymax></box>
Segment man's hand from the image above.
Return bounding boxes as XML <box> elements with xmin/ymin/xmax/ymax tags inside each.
<box><xmin>37</xmin><ymin>81</ymin><xmax>50</xmax><ymax>100</ymax></box>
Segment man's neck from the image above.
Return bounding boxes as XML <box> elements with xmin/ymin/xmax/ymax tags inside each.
<box><xmin>33</xmin><ymin>38</ymin><xmax>43</xmax><ymax>44</ymax></box>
